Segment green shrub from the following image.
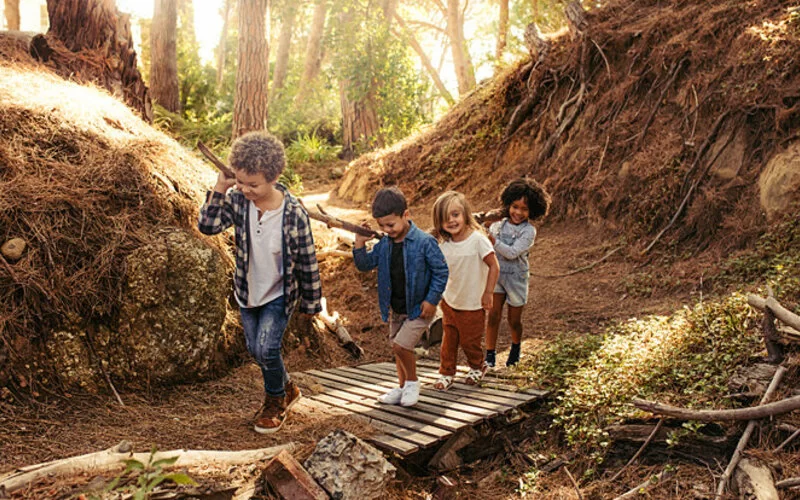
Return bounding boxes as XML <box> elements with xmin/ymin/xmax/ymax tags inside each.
<box><xmin>286</xmin><ymin>132</ymin><xmax>342</xmax><ymax>163</ymax></box>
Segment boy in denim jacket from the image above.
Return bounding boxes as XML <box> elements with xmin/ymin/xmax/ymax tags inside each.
<box><xmin>198</xmin><ymin>131</ymin><xmax>321</xmax><ymax>434</ymax></box>
<box><xmin>353</xmin><ymin>187</ymin><xmax>448</xmax><ymax>406</ymax></box>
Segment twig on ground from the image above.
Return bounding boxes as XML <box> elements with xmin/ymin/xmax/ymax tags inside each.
<box><xmin>633</xmin><ymin>393</ymin><xmax>800</xmax><ymax>422</ymax></box>
<box><xmin>564</xmin><ymin>467</ymin><xmax>583</xmax><ymax>500</ymax></box>
<box><xmin>609</xmin><ymin>419</ymin><xmax>664</xmax><ymax>483</ymax></box>
<box><xmin>774</xmin><ymin>428</ymin><xmax>800</xmax><ymax>452</ymax></box>
<box><xmin>613</xmin><ymin>467</ymin><xmax>676</xmax><ymax>500</ymax></box>
<box><xmin>776</xmin><ymin>477</ymin><xmax>800</xmax><ymax>489</ymax></box>
<box><xmin>531</xmin><ymin>246</ymin><xmax>623</xmax><ymax>279</ymax></box>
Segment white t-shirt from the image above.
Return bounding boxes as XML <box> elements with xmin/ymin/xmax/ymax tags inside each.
<box><xmin>239</xmin><ymin>199</ymin><xmax>284</xmax><ymax>308</ymax></box>
<box><xmin>439</xmin><ymin>230</ymin><xmax>495</xmax><ymax>311</ymax></box>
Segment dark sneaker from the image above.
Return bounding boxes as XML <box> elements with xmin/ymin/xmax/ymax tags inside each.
<box><xmin>506</xmin><ymin>343</ymin><xmax>521</xmax><ymax>367</ymax></box>
<box><xmin>254</xmin><ymin>394</ymin><xmax>287</xmax><ymax>434</ymax></box>
<box><xmin>284</xmin><ymin>381</ymin><xmax>302</xmax><ymax>411</ymax></box>
<box><xmin>485</xmin><ymin>350</ymin><xmax>496</xmax><ymax>368</ymax></box>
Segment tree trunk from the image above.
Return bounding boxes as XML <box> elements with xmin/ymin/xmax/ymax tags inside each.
<box><xmin>296</xmin><ymin>0</ymin><xmax>327</xmax><ymax>101</ymax></box>
<box><xmin>446</xmin><ymin>0</ymin><xmax>475</xmax><ymax>95</ymax></box>
<box><xmin>339</xmin><ymin>79</ymin><xmax>381</xmax><ymax>160</ymax></box>
<box><xmin>216</xmin><ymin>0</ymin><xmax>232</xmax><ymax>88</ymax></box>
<box><xmin>271</xmin><ymin>2</ymin><xmax>296</xmax><ymax>95</ymax></box>
<box><xmin>233</xmin><ymin>0</ymin><xmax>270</xmax><ymax>139</ymax></box>
<box><xmin>150</xmin><ymin>0</ymin><xmax>180</xmax><ymax>113</ymax></box>
<box><xmin>495</xmin><ymin>0</ymin><xmax>509</xmax><ymax>71</ymax></box>
<box><xmin>3</xmin><ymin>0</ymin><xmax>20</xmax><ymax>30</ymax></box>
<box><xmin>41</xmin><ymin>0</ymin><xmax>152</xmax><ymax>121</ymax></box>
<box><xmin>392</xmin><ymin>14</ymin><xmax>454</xmax><ymax>106</ymax></box>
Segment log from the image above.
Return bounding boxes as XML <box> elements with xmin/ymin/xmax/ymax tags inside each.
<box><xmin>716</xmin><ymin>366</ymin><xmax>786</xmax><ymax>497</ymax></box>
<box><xmin>0</xmin><ymin>441</ymin><xmax>295</xmax><ymax>494</ymax></box>
<box><xmin>261</xmin><ymin>449</ymin><xmax>328</xmax><ymax>500</ymax></box>
<box><xmin>632</xmin><ymin>394</ymin><xmax>800</xmax><ymax>422</ymax></box>
<box><xmin>747</xmin><ymin>294</ymin><xmax>800</xmax><ymax>332</ymax></box>
<box><xmin>428</xmin><ymin>428</ymin><xmax>477</xmax><ymax>471</ymax></box>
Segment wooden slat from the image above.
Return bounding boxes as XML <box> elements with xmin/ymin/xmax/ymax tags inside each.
<box><xmin>368</xmin><ymin>434</ymin><xmax>419</xmax><ymax>455</ymax></box>
<box><xmin>410</xmin><ymin>364</ymin><xmax>538</xmax><ymax>402</ymax></box>
<box><xmin>309</xmin><ymin>370</ymin><xmax>483</xmax><ymax>424</ymax></box>
<box><xmin>358</xmin><ymin>364</ymin><xmax>534</xmax><ymax>406</ymax></box>
<box><xmin>329</xmin><ymin>366</ymin><xmax>504</xmax><ymax>416</ymax></box>
<box><xmin>308</xmin><ymin>392</ymin><xmax>450</xmax><ymax>440</ymax></box>
<box><xmin>310</xmin><ymin>376</ymin><xmax>468</xmax><ymax>431</ymax></box>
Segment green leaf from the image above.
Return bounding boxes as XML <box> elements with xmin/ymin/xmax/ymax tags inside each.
<box><xmin>122</xmin><ymin>459</ymin><xmax>146</xmax><ymax>471</ymax></box>
<box><xmin>152</xmin><ymin>456</ymin><xmax>180</xmax><ymax>468</ymax></box>
<box><xmin>163</xmin><ymin>472</ymin><xmax>198</xmax><ymax>486</ymax></box>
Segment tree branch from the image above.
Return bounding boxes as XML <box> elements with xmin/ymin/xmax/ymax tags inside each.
<box><xmin>632</xmin><ymin>393</ymin><xmax>800</xmax><ymax>422</ymax></box>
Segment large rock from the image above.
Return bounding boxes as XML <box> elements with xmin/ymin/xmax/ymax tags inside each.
<box><xmin>759</xmin><ymin>141</ymin><xmax>800</xmax><ymax>220</ymax></box>
<box><xmin>112</xmin><ymin>229</ymin><xmax>237</xmax><ymax>386</ymax></box>
<box><xmin>304</xmin><ymin>430</ymin><xmax>396</xmax><ymax>500</ymax></box>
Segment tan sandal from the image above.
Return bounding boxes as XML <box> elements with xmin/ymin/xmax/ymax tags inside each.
<box><xmin>434</xmin><ymin>375</ymin><xmax>454</xmax><ymax>391</ymax></box>
<box><xmin>464</xmin><ymin>364</ymin><xmax>488</xmax><ymax>386</ymax></box>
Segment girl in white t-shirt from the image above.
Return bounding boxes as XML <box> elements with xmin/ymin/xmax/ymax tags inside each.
<box><xmin>432</xmin><ymin>191</ymin><xmax>500</xmax><ymax>390</ymax></box>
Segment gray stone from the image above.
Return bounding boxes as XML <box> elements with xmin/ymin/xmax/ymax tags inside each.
<box><xmin>304</xmin><ymin>430</ymin><xmax>396</xmax><ymax>500</ymax></box>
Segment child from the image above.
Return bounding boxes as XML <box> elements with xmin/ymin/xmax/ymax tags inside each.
<box><xmin>485</xmin><ymin>178</ymin><xmax>550</xmax><ymax>367</ymax></box>
<box><xmin>353</xmin><ymin>187</ymin><xmax>448</xmax><ymax>407</ymax></box>
<box><xmin>198</xmin><ymin>131</ymin><xmax>322</xmax><ymax>434</ymax></box>
<box><xmin>432</xmin><ymin>191</ymin><xmax>500</xmax><ymax>390</ymax></box>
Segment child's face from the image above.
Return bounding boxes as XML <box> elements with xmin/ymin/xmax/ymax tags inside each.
<box><xmin>508</xmin><ymin>197</ymin><xmax>530</xmax><ymax>225</ymax></box>
<box><xmin>443</xmin><ymin>203</ymin><xmax>468</xmax><ymax>240</ymax></box>
<box><xmin>235</xmin><ymin>170</ymin><xmax>275</xmax><ymax>204</ymax></box>
<box><xmin>376</xmin><ymin>211</ymin><xmax>411</xmax><ymax>241</ymax></box>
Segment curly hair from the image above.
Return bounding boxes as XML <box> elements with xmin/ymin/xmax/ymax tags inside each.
<box><xmin>228</xmin><ymin>131</ymin><xmax>286</xmax><ymax>181</ymax></box>
<box><xmin>500</xmin><ymin>178</ymin><xmax>551</xmax><ymax>220</ymax></box>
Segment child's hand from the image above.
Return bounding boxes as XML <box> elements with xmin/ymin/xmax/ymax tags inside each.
<box><xmin>214</xmin><ymin>170</ymin><xmax>236</xmax><ymax>193</ymax></box>
<box><xmin>420</xmin><ymin>301</ymin><xmax>436</xmax><ymax>319</ymax></box>
<box><xmin>355</xmin><ymin>221</ymin><xmax>372</xmax><ymax>248</ymax></box>
<box><xmin>481</xmin><ymin>291</ymin><xmax>493</xmax><ymax>311</ymax></box>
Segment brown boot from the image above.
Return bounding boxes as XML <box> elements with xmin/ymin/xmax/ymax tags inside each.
<box><xmin>284</xmin><ymin>381</ymin><xmax>302</xmax><ymax>412</ymax></box>
<box><xmin>254</xmin><ymin>394</ymin><xmax>286</xmax><ymax>434</ymax></box>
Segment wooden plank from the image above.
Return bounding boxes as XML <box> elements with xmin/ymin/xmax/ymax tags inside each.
<box><xmin>411</xmin><ymin>364</ymin><xmax>538</xmax><ymax>401</ymax></box>
<box><xmin>309</xmin><ymin>370</ymin><xmax>482</xmax><ymax>425</ymax></box>
<box><xmin>308</xmin><ymin>392</ymin><xmax>450</xmax><ymax>440</ymax></box>
<box><xmin>294</xmin><ymin>399</ymin><xmax>419</xmax><ymax>456</ymax></box>
<box><xmin>310</xmin><ymin>377</ymin><xmax>468</xmax><ymax>431</ymax></box>
<box><xmin>328</xmin><ymin>366</ymin><xmax>504</xmax><ymax>416</ymax></box>
<box><xmin>358</xmin><ymin>364</ymin><xmax>534</xmax><ymax>406</ymax></box>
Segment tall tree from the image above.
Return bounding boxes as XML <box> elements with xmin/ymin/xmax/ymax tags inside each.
<box><xmin>41</xmin><ymin>0</ymin><xmax>151</xmax><ymax>120</ymax></box>
<box><xmin>445</xmin><ymin>0</ymin><xmax>476</xmax><ymax>94</ymax></box>
<box><xmin>271</xmin><ymin>1</ymin><xmax>297</xmax><ymax>95</ymax></box>
<box><xmin>150</xmin><ymin>0</ymin><xmax>180</xmax><ymax>112</ymax></box>
<box><xmin>3</xmin><ymin>0</ymin><xmax>20</xmax><ymax>30</ymax></box>
<box><xmin>233</xmin><ymin>0</ymin><xmax>270</xmax><ymax>138</ymax></box>
<box><xmin>296</xmin><ymin>0</ymin><xmax>327</xmax><ymax>100</ymax></box>
<box><xmin>392</xmin><ymin>14</ymin><xmax>454</xmax><ymax>105</ymax></box>
<box><xmin>495</xmin><ymin>0</ymin><xmax>509</xmax><ymax>71</ymax></box>
<box><xmin>216</xmin><ymin>0</ymin><xmax>232</xmax><ymax>88</ymax></box>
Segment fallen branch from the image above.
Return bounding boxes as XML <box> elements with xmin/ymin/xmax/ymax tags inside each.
<box><xmin>747</xmin><ymin>294</ymin><xmax>800</xmax><ymax>332</ymax></box>
<box><xmin>564</xmin><ymin>467</ymin><xmax>584</xmax><ymax>500</ymax></box>
<box><xmin>776</xmin><ymin>477</ymin><xmax>800</xmax><ymax>489</ymax></box>
<box><xmin>632</xmin><ymin>394</ymin><xmax>800</xmax><ymax>422</ymax></box>
<box><xmin>609</xmin><ymin>419</ymin><xmax>664</xmax><ymax>483</ymax></box>
<box><xmin>317</xmin><ymin>297</ymin><xmax>363</xmax><ymax>359</ymax></box>
<box><xmin>0</xmin><ymin>441</ymin><xmax>295</xmax><ymax>494</ymax></box>
<box><xmin>531</xmin><ymin>246</ymin><xmax>623</xmax><ymax>279</ymax></box>
<box><xmin>716</xmin><ymin>365</ymin><xmax>787</xmax><ymax>497</ymax></box>
<box><xmin>613</xmin><ymin>467</ymin><xmax>676</xmax><ymax>500</ymax></box>
<box><xmin>774</xmin><ymin>427</ymin><xmax>800</xmax><ymax>452</ymax></box>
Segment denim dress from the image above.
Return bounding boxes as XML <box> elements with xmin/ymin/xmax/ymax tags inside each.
<box><xmin>489</xmin><ymin>219</ymin><xmax>536</xmax><ymax>306</ymax></box>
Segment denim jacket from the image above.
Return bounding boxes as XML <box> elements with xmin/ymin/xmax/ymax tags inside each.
<box><xmin>489</xmin><ymin>219</ymin><xmax>536</xmax><ymax>274</ymax></box>
<box><xmin>353</xmin><ymin>221</ymin><xmax>448</xmax><ymax>322</ymax></box>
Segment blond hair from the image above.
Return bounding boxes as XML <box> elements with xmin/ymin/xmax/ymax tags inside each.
<box><xmin>432</xmin><ymin>191</ymin><xmax>482</xmax><ymax>241</ymax></box>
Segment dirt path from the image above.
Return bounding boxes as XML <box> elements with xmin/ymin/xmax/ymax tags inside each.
<box><xmin>0</xmin><ymin>184</ymin><xmax>691</xmax><ymax>486</ymax></box>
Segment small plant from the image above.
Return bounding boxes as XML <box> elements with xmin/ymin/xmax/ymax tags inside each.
<box><xmin>103</xmin><ymin>447</ymin><xmax>196</xmax><ymax>500</ymax></box>
<box><xmin>286</xmin><ymin>132</ymin><xmax>342</xmax><ymax>163</ymax></box>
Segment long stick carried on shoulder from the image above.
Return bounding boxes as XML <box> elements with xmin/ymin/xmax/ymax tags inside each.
<box><xmin>196</xmin><ymin>141</ymin><xmax>383</xmax><ymax>240</ymax></box>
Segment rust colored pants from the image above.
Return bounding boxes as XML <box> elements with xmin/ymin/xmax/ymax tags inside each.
<box><xmin>439</xmin><ymin>300</ymin><xmax>485</xmax><ymax>376</ymax></box>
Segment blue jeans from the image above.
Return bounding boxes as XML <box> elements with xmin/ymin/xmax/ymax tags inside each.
<box><xmin>240</xmin><ymin>295</ymin><xmax>289</xmax><ymax>397</ymax></box>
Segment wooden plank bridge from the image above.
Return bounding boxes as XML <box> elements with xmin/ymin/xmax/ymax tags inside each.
<box><xmin>299</xmin><ymin>360</ymin><xmax>549</xmax><ymax>456</ymax></box>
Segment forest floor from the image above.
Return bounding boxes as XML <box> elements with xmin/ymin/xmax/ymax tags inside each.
<box><xmin>0</xmin><ymin>164</ymin><xmax>708</xmax><ymax>498</ymax></box>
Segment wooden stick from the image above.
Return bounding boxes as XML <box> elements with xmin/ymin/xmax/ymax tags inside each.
<box><xmin>747</xmin><ymin>294</ymin><xmax>800</xmax><ymax>331</ymax></box>
<box><xmin>716</xmin><ymin>366</ymin><xmax>787</xmax><ymax>497</ymax></box>
<box><xmin>776</xmin><ymin>477</ymin><xmax>800</xmax><ymax>489</ymax></box>
<box><xmin>318</xmin><ymin>297</ymin><xmax>363</xmax><ymax>359</ymax></box>
<box><xmin>774</xmin><ymin>428</ymin><xmax>800</xmax><ymax>452</ymax></box>
<box><xmin>609</xmin><ymin>419</ymin><xmax>664</xmax><ymax>483</ymax></box>
<box><xmin>531</xmin><ymin>246</ymin><xmax>623</xmax><ymax>279</ymax></box>
<box><xmin>632</xmin><ymin>393</ymin><xmax>800</xmax><ymax>422</ymax></box>
<box><xmin>564</xmin><ymin>467</ymin><xmax>584</xmax><ymax>500</ymax></box>
<box><xmin>197</xmin><ymin>140</ymin><xmax>234</xmax><ymax>177</ymax></box>
<box><xmin>0</xmin><ymin>441</ymin><xmax>295</xmax><ymax>494</ymax></box>
<box><xmin>613</xmin><ymin>468</ymin><xmax>676</xmax><ymax>500</ymax></box>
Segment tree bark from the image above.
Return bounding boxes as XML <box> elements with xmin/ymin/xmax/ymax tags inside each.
<box><xmin>340</xmin><ymin>79</ymin><xmax>381</xmax><ymax>159</ymax></box>
<box><xmin>233</xmin><ymin>0</ymin><xmax>270</xmax><ymax>139</ymax></box>
<box><xmin>392</xmin><ymin>14</ymin><xmax>454</xmax><ymax>106</ymax></box>
<box><xmin>495</xmin><ymin>0</ymin><xmax>509</xmax><ymax>71</ymax></box>
<box><xmin>3</xmin><ymin>0</ymin><xmax>20</xmax><ymax>30</ymax></box>
<box><xmin>446</xmin><ymin>0</ymin><xmax>475</xmax><ymax>95</ymax></box>
<box><xmin>41</xmin><ymin>0</ymin><xmax>152</xmax><ymax>121</ymax></box>
<box><xmin>296</xmin><ymin>0</ymin><xmax>327</xmax><ymax>101</ymax></box>
<box><xmin>216</xmin><ymin>0</ymin><xmax>232</xmax><ymax>88</ymax></box>
<box><xmin>150</xmin><ymin>0</ymin><xmax>180</xmax><ymax>113</ymax></box>
<box><xmin>271</xmin><ymin>2</ymin><xmax>296</xmax><ymax>95</ymax></box>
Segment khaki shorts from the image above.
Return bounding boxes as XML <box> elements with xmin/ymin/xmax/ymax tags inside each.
<box><xmin>389</xmin><ymin>311</ymin><xmax>434</xmax><ymax>351</ymax></box>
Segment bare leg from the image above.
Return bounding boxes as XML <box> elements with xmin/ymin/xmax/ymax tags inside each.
<box><xmin>486</xmin><ymin>293</ymin><xmax>506</xmax><ymax>351</ymax></box>
<box><xmin>507</xmin><ymin>305</ymin><xmax>524</xmax><ymax>344</ymax></box>
<box><xmin>393</xmin><ymin>342</ymin><xmax>417</xmax><ymax>384</ymax></box>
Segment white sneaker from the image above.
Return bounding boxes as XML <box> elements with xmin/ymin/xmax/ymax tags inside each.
<box><xmin>400</xmin><ymin>381</ymin><xmax>420</xmax><ymax>407</ymax></box>
<box><xmin>377</xmin><ymin>387</ymin><xmax>403</xmax><ymax>404</ymax></box>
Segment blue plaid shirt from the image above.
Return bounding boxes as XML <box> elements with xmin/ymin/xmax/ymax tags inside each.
<box><xmin>198</xmin><ymin>183</ymin><xmax>322</xmax><ymax>318</ymax></box>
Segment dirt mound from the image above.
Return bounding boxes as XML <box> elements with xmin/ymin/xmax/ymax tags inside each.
<box><xmin>339</xmin><ymin>0</ymin><xmax>800</xmax><ymax>253</ymax></box>
<box><xmin>0</xmin><ymin>61</ymin><xmax>240</xmax><ymax>395</ymax></box>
